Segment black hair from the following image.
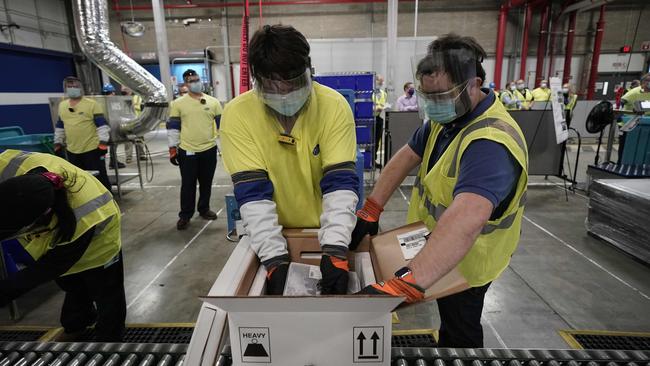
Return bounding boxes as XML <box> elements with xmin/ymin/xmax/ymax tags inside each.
<box><xmin>248</xmin><ymin>24</ymin><xmax>311</xmax><ymax>81</ymax></box>
<box><xmin>183</xmin><ymin>69</ymin><xmax>198</xmax><ymax>81</ymax></box>
<box><xmin>420</xmin><ymin>33</ymin><xmax>487</xmax><ymax>84</ymax></box>
<box><xmin>27</xmin><ymin>167</ymin><xmax>79</xmax><ymax>243</ymax></box>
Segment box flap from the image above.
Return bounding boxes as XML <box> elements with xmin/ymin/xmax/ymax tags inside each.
<box><xmin>200</xmin><ymin>296</ymin><xmax>402</xmax><ymax>313</ymax></box>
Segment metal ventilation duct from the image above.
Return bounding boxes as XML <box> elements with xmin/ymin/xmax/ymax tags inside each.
<box><xmin>72</xmin><ymin>0</ymin><xmax>168</xmax><ymax>141</ymax></box>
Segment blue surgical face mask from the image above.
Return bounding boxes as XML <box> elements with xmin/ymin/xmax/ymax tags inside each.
<box><xmin>189</xmin><ymin>81</ymin><xmax>203</xmax><ymax>94</ymax></box>
<box><xmin>263</xmin><ymin>86</ymin><xmax>311</xmax><ymax>117</ymax></box>
<box><xmin>66</xmin><ymin>87</ymin><xmax>82</xmax><ymax>99</ymax></box>
<box><xmin>424</xmin><ymin>99</ymin><xmax>457</xmax><ymax>124</ymax></box>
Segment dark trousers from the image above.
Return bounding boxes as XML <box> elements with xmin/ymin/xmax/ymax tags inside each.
<box><xmin>55</xmin><ymin>252</ymin><xmax>126</xmax><ymax>342</ymax></box>
<box><xmin>178</xmin><ymin>146</ymin><xmax>218</xmax><ymax>220</ymax></box>
<box><xmin>374</xmin><ymin>115</ymin><xmax>384</xmax><ymax>158</ymax></box>
<box><xmin>67</xmin><ymin>150</ymin><xmax>111</xmax><ymax>191</ymax></box>
<box><xmin>436</xmin><ymin>282</ymin><xmax>491</xmax><ymax>348</ymax></box>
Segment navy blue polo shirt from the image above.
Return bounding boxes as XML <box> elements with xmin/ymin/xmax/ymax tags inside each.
<box><xmin>408</xmin><ymin>88</ymin><xmax>522</xmax><ymax>219</ymax></box>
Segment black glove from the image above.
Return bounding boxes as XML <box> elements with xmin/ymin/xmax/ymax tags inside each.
<box><xmin>266</xmin><ymin>262</ymin><xmax>289</xmax><ymax>295</ymax></box>
<box><xmin>349</xmin><ymin>216</ymin><xmax>379</xmax><ymax>251</ymax></box>
<box><xmin>319</xmin><ymin>255</ymin><xmax>349</xmax><ymax>295</ymax></box>
<box><xmin>349</xmin><ymin>198</ymin><xmax>383</xmax><ymax>251</ymax></box>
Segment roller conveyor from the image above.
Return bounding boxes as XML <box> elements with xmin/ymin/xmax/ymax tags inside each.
<box><xmin>0</xmin><ymin>342</ymin><xmax>186</xmax><ymax>366</ymax></box>
<box><xmin>389</xmin><ymin>348</ymin><xmax>650</xmax><ymax>366</ymax></box>
<box><xmin>0</xmin><ymin>342</ymin><xmax>647</xmax><ymax>366</ymax></box>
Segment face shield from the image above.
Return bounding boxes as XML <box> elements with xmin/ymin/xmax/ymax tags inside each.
<box><xmin>412</xmin><ymin>49</ymin><xmax>477</xmax><ymax>124</ymax></box>
<box><xmin>63</xmin><ymin>77</ymin><xmax>84</xmax><ymax>99</ymax></box>
<box><xmin>254</xmin><ymin>69</ymin><xmax>312</xmax><ymax>117</ymax></box>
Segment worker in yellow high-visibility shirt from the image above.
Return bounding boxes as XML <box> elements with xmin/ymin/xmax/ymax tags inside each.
<box><xmin>167</xmin><ymin>69</ymin><xmax>223</xmax><ymax>230</ymax></box>
<box><xmin>0</xmin><ymin>150</ymin><xmax>125</xmax><ymax>342</ymax></box>
<box><xmin>618</xmin><ymin>73</ymin><xmax>650</xmax><ymax>161</ymax></box>
<box><xmin>220</xmin><ymin>24</ymin><xmax>359</xmax><ymax>296</ymax></box>
<box><xmin>372</xmin><ymin>74</ymin><xmax>388</xmax><ymax>166</ymax></box>
<box><xmin>514</xmin><ymin>79</ymin><xmax>533</xmax><ymax>110</ymax></box>
<box><xmin>54</xmin><ymin>76</ymin><xmax>111</xmax><ymax>191</ymax></box>
<box><xmin>562</xmin><ymin>83</ymin><xmax>578</xmax><ymax>126</ymax></box>
<box><xmin>531</xmin><ymin>79</ymin><xmax>552</xmax><ymax>107</ymax></box>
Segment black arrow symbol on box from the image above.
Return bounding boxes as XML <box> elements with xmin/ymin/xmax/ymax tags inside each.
<box><xmin>357</xmin><ymin>332</ymin><xmax>366</xmax><ymax>355</ymax></box>
<box><xmin>371</xmin><ymin>332</ymin><xmax>380</xmax><ymax>355</ymax></box>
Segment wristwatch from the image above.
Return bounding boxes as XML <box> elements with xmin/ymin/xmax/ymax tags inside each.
<box><xmin>395</xmin><ymin>266</ymin><xmax>413</xmax><ymax>279</ymax></box>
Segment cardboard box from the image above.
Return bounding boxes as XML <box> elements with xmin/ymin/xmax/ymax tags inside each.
<box><xmin>370</xmin><ymin>222</ymin><xmax>470</xmax><ymax>302</ymax></box>
<box><xmin>199</xmin><ymin>224</ymin><xmax>467</xmax><ymax>365</ymax></box>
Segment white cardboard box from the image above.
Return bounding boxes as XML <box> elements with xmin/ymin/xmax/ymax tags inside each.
<box><xmin>201</xmin><ymin>296</ymin><xmax>400</xmax><ymax>366</ymax></box>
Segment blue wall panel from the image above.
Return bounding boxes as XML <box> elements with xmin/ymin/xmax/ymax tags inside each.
<box><xmin>0</xmin><ymin>105</ymin><xmax>54</xmax><ymax>134</ymax></box>
<box><xmin>0</xmin><ymin>43</ymin><xmax>75</xmax><ymax>93</ymax></box>
<box><xmin>0</xmin><ymin>43</ymin><xmax>74</xmax><ymax>134</ymax></box>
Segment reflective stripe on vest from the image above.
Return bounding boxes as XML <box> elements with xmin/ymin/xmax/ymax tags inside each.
<box><xmin>0</xmin><ymin>151</ymin><xmax>31</xmax><ymax>182</ymax></box>
<box><xmin>447</xmin><ymin>118</ymin><xmax>527</xmax><ymax>177</ymax></box>
<box><xmin>74</xmin><ymin>191</ymin><xmax>113</xmax><ymax>219</ymax></box>
<box><xmin>413</xmin><ymin>175</ymin><xmax>527</xmax><ymax>234</ymax></box>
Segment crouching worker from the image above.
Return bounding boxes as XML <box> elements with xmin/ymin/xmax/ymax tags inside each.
<box><xmin>0</xmin><ymin>150</ymin><xmax>126</xmax><ymax>342</ymax></box>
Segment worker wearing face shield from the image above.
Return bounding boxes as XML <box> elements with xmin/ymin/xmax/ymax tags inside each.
<box><xmin>351</xmin><ymin>34</ymin><xmax>528</xmax><ymax>348</ymax></box>
<box><xmin>166</xmin><ymin>69</ymin><xmax>223</xmax><ymax>230</ymax></box>
<box><xmin>0</xmin><ymin>150</ymin><xmax>126</xmax><ymax>342</ymax></box>
<box><xmin>220</xmin><ymin>24</ymin><xmax>359</xmax><ymax>296</ymax></box>
<box><xmin>54</xmin><ymin>76</ymin><xmax>111</xmax><ymax>191</ymax></box>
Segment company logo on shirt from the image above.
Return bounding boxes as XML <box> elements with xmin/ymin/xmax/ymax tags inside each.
<box><xmin>313</xmin><ymin>144</ymin><xmax>320</xmax><ymax>156</ymax></box>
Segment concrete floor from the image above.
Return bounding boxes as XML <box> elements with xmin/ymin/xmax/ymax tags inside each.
<box><xmin>1</xmin><ymin>130</ymin><xmax>648</xmax><ymax>349</ymax></box>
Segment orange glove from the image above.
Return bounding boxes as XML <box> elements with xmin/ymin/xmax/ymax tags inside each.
<box><xmin>98</xmin><ymin>142</ymin><xmax>109</xmax><ymax>155</ymax></box>
<box><xmin>169</xmin><ymin>147</ymin><xmax>179</xmax><ymax>166</ymax></box>
<box><xmin>349</xmin><ymin>197</ymin><xmax>383</xmax><ymax>250</ymax></box>
<box><xmin>356</xmin><ymin>267</ymin><xmax>425</xmax><ymax>304</ymax></box>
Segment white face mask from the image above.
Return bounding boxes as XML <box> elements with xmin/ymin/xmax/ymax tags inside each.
<box><xmin>562</xmin><ymin>88</ymin><xmax>570</xmax><ymax>94</ymax></box>
<box><xmin>510</xmin><ymin>85</ymin><xmax>516</xmax><ymax>91</ymax></box>
<box><xmin>541</xmin><ymin>83</ymin><xmax>548</xmax><ymax>89</ymax></box>
<box><xmin>263</xmin><ymin>85</ymin><xmax>311</xmax><ymax>117</ymax></box>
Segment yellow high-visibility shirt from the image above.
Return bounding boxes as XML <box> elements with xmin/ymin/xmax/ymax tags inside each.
<box><xmin>169</xmin><ymin>94</ymin><xmax>223</xmax><ymax>152</ymax></box>
<box><xmin>621</xmin><ymin>86</ymin><xmax>650</xmax><ymax>114</ymax></box>
<box><xmin>220</xmin><ymin>82</ymin><xmax>357</xmax><ymax>228</ymax></box>
<box><xmin>58</xmin><ymin>97</ymin><xmax>104</xmax><ymax>154</ymax></box>
<box><xmin>132</xmin><ymin>94</ymin><xmax>143</xmax><ymax>116</ymax></box>
<box><xmin>531</xmin><ymin>87</ymin><xmax>551</xmax><ymax>102</ymax></box>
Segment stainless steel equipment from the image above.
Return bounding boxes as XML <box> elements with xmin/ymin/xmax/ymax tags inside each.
<box><xmin>71</xmin><ymin>0</ymin><xmax>168</xmax><ymax>142</ymax></box>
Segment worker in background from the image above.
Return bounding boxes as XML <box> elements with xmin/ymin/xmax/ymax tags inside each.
<box><xmin>488</xmin><ymin>82</ymin><xmax>499</xmax><ymax>99</ymax></box>
<box><xmin>500</xmin><ymin>81</ymin><xmax>521</xmax><ymax>110</ymax></box>
<box><xmin>562</xmin><ymin>83</ymin><xmax>578</xmax><ymax>126</ymax></box>
<box><xmin>220</xmin><ymin>24</ymin><xmax>359</xmax><ymax>296</ymax></box>
<box><xmin>532</xmin><ymin>79</ymin><xmax>551</xmax><ymax>104</ymax></box>
<box><xmin>101</xmin><ymin>84</ymin><xmax>126</xmax><ymax>170</ymax></box>
<box><xmin>396</xmin><ymin>82</ymin><xmax>418</xmax><ymax>112</ymax></box>
<box><xmin>353</xmin><ymin>34</ymin><xmax>528</xmax><ymax>348</ymax></box>
<box><xmin>0</xmin><ymin>150</ymin><xmax>126</xmax><ymax>342</ymax></box>
<box><xmin>167</xmin><ymin>69</ymin><xmax>222</xmax><ymax>230</ymax></box>
<box><xmin>120</xmin><ymin>86</ymin><xmax>145</xmax><ymax>163</ymax></box>
<box><xmin>626</xmin><ymin>79</ymin><xmax>640</xmax><ymax>94</ymax></box>
<box><xmin>372</xmin><ymin>74</ymin><xmax>387</xmax><ymax>167</ymax></box>
<box><xmin>619</xmin><ymin>73</ymin><xmax>650</xmax><ymax>161</ymax></box>
<box><xmin>514</xmin><ymin>79</ymin><xmax>533</xmax><ymax>110</ymax></box>
<box><xmin>54</xmin><ymin>77</ymin><xmax>111</xmax><ymax>191</ymax></box>
<box><xmin>178</xmin><ymin>84</ymin><xmax>189</xmax><ymax>98</ymax></box>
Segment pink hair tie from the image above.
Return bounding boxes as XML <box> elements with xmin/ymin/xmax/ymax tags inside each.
<box><xmin>41</xmin><ymin>172</ymin><xmax>64</xmax><ymax>190</ymax></box>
